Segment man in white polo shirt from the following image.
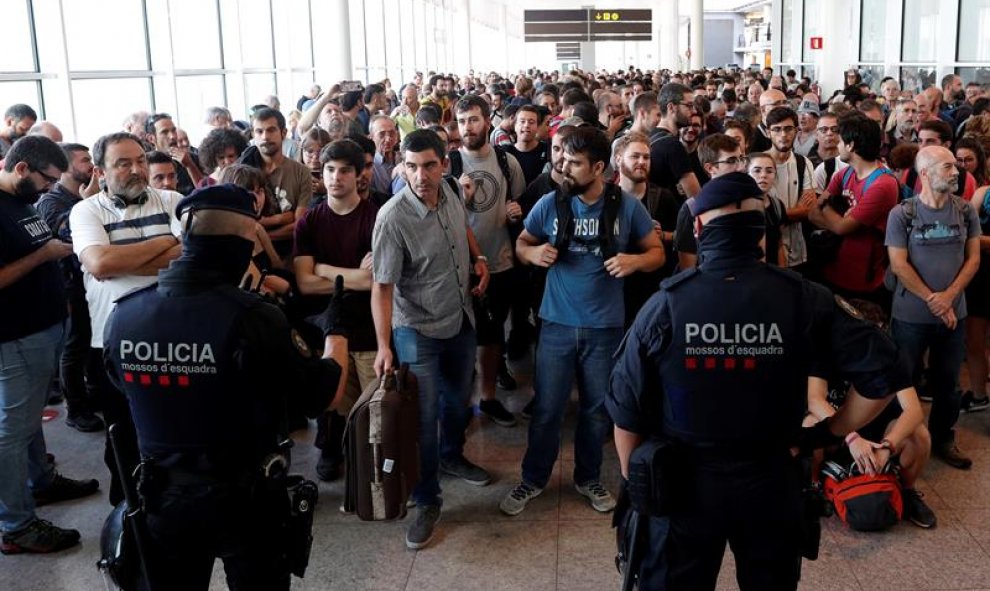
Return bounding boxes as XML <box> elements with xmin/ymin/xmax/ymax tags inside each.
<box><xmin>69</xmin><ymin>132</ymin><xmax>182</xmax><ymax>505</ymax></box>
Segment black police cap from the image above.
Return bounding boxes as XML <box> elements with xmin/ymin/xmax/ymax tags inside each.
<box><xmin>175</xmin><ymin>183</ymin><xmax>260</xmax><ymax>220</ymax></box>
<box><xmin>688</xmin><ymin>171</ymin><xmax>764</xmax><ymax>217</ymax></box>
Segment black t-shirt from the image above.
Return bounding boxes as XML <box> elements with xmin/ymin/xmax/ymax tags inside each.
<box><xmin>750</xmin><ymin>126</ymin><xmax>772</xmax><ymax>153</ymax></box>
<box><xmin>648</xmin><ymin>129</ymin><xmax>692</xmax><ymax>194</ymax></box>
<box><xmin>0</xmin><ymin>191</ymin><xmax>67</xmax><ymax>342</ymax></box>
<box><xmin>505</xmin><ymin>142</ymin><xmax>548</xmax><ymax>188</ymax></box>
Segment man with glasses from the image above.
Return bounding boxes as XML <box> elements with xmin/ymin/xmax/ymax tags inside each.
<box><xmin>767</xmin><ymin>106</ymin><xmax>816</xmax><ymax>272</ymax></box>
<box><xmin>811</xmin><ymin>113</ymin><xmax>848</xmax><ymax>195</ymax></box>
<box><xmin>649</xmin><ymin>83</ymin><xmax>702</xmax><ymax>200</ymax></box>
<box><xmin>1</xmin><ymin>136</ymin><xmax>101</xmax><ymax>555</ymax></box>
<box><xmin>752</xmin><ymin>88</ymin><xmax>789</xmax><ymax>152</ymax></box>
<box><xmin>672</xmin><ymin>134</ymin><xmax>749</xmax><ymax>270</ymax></box>
<box><xmin>680</xmin><ymin>112</ymin><xmax>708</xmax><ymax>187</ymax></box>
<box><xmin>69</xmin><ymin>132</ymin><xmax>183</xmax><ymax>507</ymax></box>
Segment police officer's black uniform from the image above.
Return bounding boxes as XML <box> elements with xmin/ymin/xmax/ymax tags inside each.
<box><xmin>104</xmin><ymin>185</ymin><xmax>344</xmax><ymax>591</ymax></box>
<box><xmin>608</xmin><ymin>173</ymin><xmax>908</xmax><ymax>591</ymax></box>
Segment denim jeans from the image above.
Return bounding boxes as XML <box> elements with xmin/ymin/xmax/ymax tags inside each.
<box><xmin>0</xmin><ymin>321</ymin><xmax>64</xmax><ymax>533</ymax></box>
<box><xmin>522</xmin><ymin>321</ymin><xmax>622</xmax><ymax>489</ymax></box>
<box><xmin>393</xmin><ymin>315</ymin><xmax>476</xmax><ymax>507</ymax></box>
<box><xmin>890</xmin><ymin>318</ymin><xmax>966</xmax><ymax>445</ymax></box>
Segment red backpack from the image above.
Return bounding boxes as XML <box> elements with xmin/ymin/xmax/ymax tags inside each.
<box><xmin>824</xmin><ymin>471</ymin><xmax>903</xmax><ymax>531</ymax></box>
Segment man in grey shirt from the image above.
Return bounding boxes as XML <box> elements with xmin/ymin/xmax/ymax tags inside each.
<box><xmin>886</xmin><ymin>145</ymin><xmax>981</xmax><ymax>470</ymax></box>
<box><xmin>452</xmin><ymin>94</ymin><xmax>527</xmax><ymax>427</ymax></box>
<box><xmin>371</xmin><ymin>129</ymin><xmax>492</xmax><ymax>550</ymax></box>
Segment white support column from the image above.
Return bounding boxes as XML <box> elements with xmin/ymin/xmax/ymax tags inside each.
<box><xmin>658</xmin><ymin>0</ymin><xmax>679</xmax><ymax>70</ymax></box>
<box><xmin>689</xmin><ymin>0</ymin><xmax>704</xmax><ymax>69</ymax></box>
<box><xmin>883</xmin><ymin>0</ymin><xmax>904</xmax><ymax>82</ymax></box>
<box><xmin>936</xmin><ymin>0</ymin><xmax>960</xmax><ymax>83</ymax></box>
<box><xmin>54</xmin><ymin>0</ymin><xmax>77</xmax><ymax>140</ymax></box>
<box><xmin>332</xmin><ymin>0</ymin><xmax>354</xmax><ymax>81</ymax></box>
<box><xmin>815</xmin><ymin>0</ymin><xmax>855</xmax><ymax>97</ymax></box>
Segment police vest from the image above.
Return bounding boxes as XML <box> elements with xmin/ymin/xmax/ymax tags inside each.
<box><xmin>105</xmin><ymin>283</ymin><xmax>260</xmax><ymax>465</ymax></box>
<box><xmin>658</xmin><ymin>262</ymin><xmax>812</xmax><ymax>446</ymax></box>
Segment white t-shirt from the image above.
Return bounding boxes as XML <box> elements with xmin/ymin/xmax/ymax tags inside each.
<box><xmin>69</xmin><ymin>188</ymin><xmax>183</xmax><ymax>348</ymax></box>
<box><xmin>812</xmin><ymin>158</ymin><xmax>850</xmax><ymax>195</ymax></box>
<box><xmin>769</xmin><ymin>151</ymin><xmax>814</xmax><ymax>267</ymax></box>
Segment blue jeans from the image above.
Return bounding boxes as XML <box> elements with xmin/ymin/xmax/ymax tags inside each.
<box><xmin>0</xmin><ymin>322</ymin><xmax>64</xmax><ymax>533</ymax></box>
<box><xmin>393</xmin><ymin>316</ymin><xmax>476</xmax><ymax>507</ymax></box>
<box><xmin>890</xmin><ymin>318</ymin><xmax>965</xmax><ymax>445</ymax></box>
<box><xmin>522</xmin><ymin>321</ymin><xmax>622</xmax><ymax>488</ymax></box>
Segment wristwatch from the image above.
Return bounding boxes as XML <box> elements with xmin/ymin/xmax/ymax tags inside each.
<box><xmin>474</xmin><ymin>255</ymin><xmax>488</xmax><ymax>264</ymax></box>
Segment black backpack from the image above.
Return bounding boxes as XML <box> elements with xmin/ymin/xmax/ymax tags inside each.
<box><xmin>553</xmin><ymin>182</ymin><xmax>624</xmax><ymax>260</ymax></box>
<box><xmin>448</xmin><ymin>146</ymin><xmax>514</xmax><ymax>201</ymax></box>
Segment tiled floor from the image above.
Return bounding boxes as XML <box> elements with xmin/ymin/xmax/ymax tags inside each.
<box><xmin>3</xmin><ymin>353</ymin><xmax>990</xmax><ymax>591</ymax></box>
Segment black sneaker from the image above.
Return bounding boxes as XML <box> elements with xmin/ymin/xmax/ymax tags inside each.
<box><xmin>0</xmin><ymin>519</ymin><xmax>80</xmax><ymax>555</ymax></box>
<box><xmin>496</xmin><ymin>365</ymin><xmax>518</xmax><ymax>391</ymax></box>
<box><xmin>316</xmin><ymin>456</ymin><xmax>341</xmax><ymax>482</ymax></box>
<box><xmin>521</xmin><ymin>399</ymin><xmax>535</xmax><ymax>420</ymax></box>
<box><xmin>32</xmin><ymin>473</ymin><xmax>100</xmax><ymax>507</ymax></box>
<box><xmin>479</xmin><ymin>399</ymin><xmax>517</xmax><ymax>427</ymax></box>
<box><xmin>934</xmin><ymin>442</ymin><xmax>973</xmax><ymax>470</ymax></box>
<box><xmin>901</xmin><ymin>488</ymin><xmax>937</xmax><ymax>528</ymax></box>
<box><xmin>961</xmin><ymin>391</ymin><xmax>990</xmax><ymax>413</ymax></box>
<box><xmin>439</xmin><ymin>456</ymin><xmax>491</xmax><ymax>486</ymax></box>
<box><xmin>405</xmin><ymin>505</ymin><xmax>440</xmax><ymax>550</ymax></box>
<box><xmin>66</xmin><ymin>412</ymin><xmax>105</xmax><ymax>433</ymax></box>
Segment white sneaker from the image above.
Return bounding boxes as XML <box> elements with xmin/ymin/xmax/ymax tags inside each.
<box><xmin>575</xmin><ymin>480</ymin><xmax>616</xmax><ymax>513</ymax></box>
<box><xmin>499</xmin><ymin>481</ymin><xmax>543</xmax><ymax>516</ymax></box>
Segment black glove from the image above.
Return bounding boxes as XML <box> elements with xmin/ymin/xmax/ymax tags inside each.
<box><xmin>798</xmin><ymin>419</ymin><xmax>842</xmax><ymax>455</ymax></box>
<box><xmin>307</xmin><ymin>275</ymin><xmax>351</xmax><ymax>338</ymax></box>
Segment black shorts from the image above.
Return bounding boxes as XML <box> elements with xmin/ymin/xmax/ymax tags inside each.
<box><xmin>474</xmin><ymin>269</ymin><xmax>514</xmax><ymax>346</ymax></box>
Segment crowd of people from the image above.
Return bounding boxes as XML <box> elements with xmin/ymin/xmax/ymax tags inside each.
<box><xmin>1</xmin><ymin>62</ymin><xmax>988</xmax><ymax>586</ymax></box>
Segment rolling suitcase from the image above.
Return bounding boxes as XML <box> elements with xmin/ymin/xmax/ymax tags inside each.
<box><xmin>343</xmin><ymin>365</ymin><xmax>419</xmax><ymax>520</ymax></box>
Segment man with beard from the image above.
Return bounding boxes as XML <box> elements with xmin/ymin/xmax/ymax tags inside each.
<box><xmin>35</xmin><ymin>143</ymin><xmax>104</xmax><ymax>433</ymax></box>
<box><xmin>650</xmin><ymin>83</ymin><xmax>701</xmax><ymax>200</ymax></box>
<box><xmin>294</xmin><ymin>139</ymin><xmax>379</xmax><ymax>482</ymax></box>
<box><xmin>940</xmin><ymin>74</ymin><xmax>966</xmax><ymax>121</ymax></box>
<box><xmin>502</xmin><ymin>126</ymin><xmax>662</xmax><ymax>517</ymax></box>
<box><xmin>0</xmin><ymin>136</ymin><xmax>101</xmax><ymax>555</ymax></box>
<box><xmin>452</xmin><ymin>95</ymin><xmax>526</xmax><ymax>427</ymax></box>
<box><xmin>146</xmin><ymin>113</ymin><xmax>203</xmax><ymax>195</ymax></box>
<box><xmin>886</xmin><ymin>146</ymin><xmax>981</xmax><ymax>470</ymax></box>
<box><xmin>0</xmin><ymin>104</ymin><xmax>38</xmax><ymax>158</ymax></box>
<box><xmin>421</xmin><ymin>75</ymin><xmax>453</xmax><ymax>124</ymax></box>
<box><xmin>680</xmin><ymin>112</ymin><xmax>708</xmax><ymax>187</ymax></box>
<box><xmin>251</xmin><ymin>108</ymin><xmax>313</xmax><ymax>258</ymax></box>
<box><xmin>69</xmin><ymin>132</ymin><xmax>183</xmax><ymax>506</ymax></box>
<box><xmin>614</xmin><ymin>132</ymin><xmax>671</xmax><ymax>324</ymax></box>
<box><xmin>766</xmin><ymin>106</ymin><xmax>816</xmax><ymax>272</ymax></box>
<box><xmin>811</xmin><ymin>113</ymin><xmax>848</xmax><ymax>194</ymax></box>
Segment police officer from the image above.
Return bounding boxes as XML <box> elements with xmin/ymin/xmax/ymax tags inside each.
<box><xmin>103</xmin><ymin>184</ymin><xmax>350</xmax><ymax>590</ymax></box>
<box><xmin>608</xmin><ymin>172</ymin><xmax>910</xmax><ymax>590</ymax></box>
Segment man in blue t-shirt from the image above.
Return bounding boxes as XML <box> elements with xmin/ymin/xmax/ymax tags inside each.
<box><xmin>500</xmin><ymin>127</ymin><xmax>663</xmax><ymax>517</ymax></box>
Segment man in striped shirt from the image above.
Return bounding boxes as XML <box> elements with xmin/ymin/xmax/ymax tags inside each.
<box><xmin>69</xmin><ymin>132</ymin><xmax>182</xmax><ymax>506</ymax></box>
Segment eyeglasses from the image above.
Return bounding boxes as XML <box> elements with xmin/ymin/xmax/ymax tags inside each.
<box><xmin>816</xmin><ymin>125</ymin><xmax>840</xmax><ymax>134</ymax></box>
<box><xmin>769</xmin><ymin>125</ymin><xmax>796</xmax><ymax>134</ymax></box>
<box><xmin>712</xmin><ymin>155</ymin><xmax>748</xmax><ymax>166</ymax></box>
<box><xmin>685</xmin><ymin>123</ymin><xmax>703</xmax><ymax>129</ymax></box>
<box><xmin>677</xmin><ymin>101</ymin><xmax>695</xmax><ymax>109</ymax></box>
<box><xmin>30</xmin><ymin>167</ymin><xmax>60</xmax><ymax>185</ymax></box>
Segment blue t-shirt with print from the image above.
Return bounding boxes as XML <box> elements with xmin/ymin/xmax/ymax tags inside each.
<box><xmin>524</xmin><ymin>188</ymin><xmax>654</xmax><ymax>328</ymax></box>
